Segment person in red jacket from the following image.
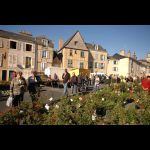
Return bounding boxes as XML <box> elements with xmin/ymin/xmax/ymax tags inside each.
<box><xmin>141</xmin><ymin>76</ymin><xmax>150</xmax><ymax>93</ymax></box>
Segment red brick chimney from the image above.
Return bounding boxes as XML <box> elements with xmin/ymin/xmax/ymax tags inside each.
<box><xmin>59</xmin><ymin>37</ymin><xmax>63</xmax><ymax>49</ymax></box>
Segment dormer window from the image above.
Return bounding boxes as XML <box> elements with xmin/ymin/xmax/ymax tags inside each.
<box><xmin>42</xmin><ymin>39</ymin><xmax>48</xmax><ymax>47</ymax></box>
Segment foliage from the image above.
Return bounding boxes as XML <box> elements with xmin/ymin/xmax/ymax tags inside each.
<box><xmin>0</xmin><ymin>82</ymin><xmax>150</xmax><ymax>125</ymax></box>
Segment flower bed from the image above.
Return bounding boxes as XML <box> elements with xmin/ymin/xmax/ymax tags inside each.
<box><xmin>0</xmin><ymin>82</ymin><xmax>150</xmax><ymax>125</ymax></box>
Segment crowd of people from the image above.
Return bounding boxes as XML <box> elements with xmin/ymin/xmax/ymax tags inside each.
<box><xmin>8</xmin><ymin>69</ymin><xmax>150</xmax><ymax>108</ymax></box>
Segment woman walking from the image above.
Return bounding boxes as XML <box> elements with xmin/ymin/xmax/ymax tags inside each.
<box><xmin>10</xmin><ymin>71</ymin><xmax>27</xmax><ymax>107</ymax></box>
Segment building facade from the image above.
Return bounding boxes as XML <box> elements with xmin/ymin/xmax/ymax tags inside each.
<box><xmin>0</xmin><ymin>30</ymin><xmax>36</xmax><ymax>80</ymax></box>
<box><xmin>58</xmin><ymin>31</ymin><xmax>89</xmax><ymax>70</ymax></box>
<box><xmin>36</xmin><ymin>36</ymin><xmax>54</xmax><ymax>73</ymax></box>
<box><xmin>107</xmin><ymin>50</ymin><xmax>144</xmax><ymax>77</ymax></box>
<box><xmin>86</xmin><ymin>43</ymin><xmax>107</xmax><ymax>74</ymax></box>
<box><xmin>0</xmin><ymin>30</ymin><xmax>54</xmax><ymax>81</ymax></box>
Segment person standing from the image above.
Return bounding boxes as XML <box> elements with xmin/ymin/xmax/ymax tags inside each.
<box><xmin>18</xmin><ymin>72</ymin><xmax>27</xmax><ymax>102</ymax></box>
<box><xmin>78</xmin><ymin>73</ymin><xmax>83</xmax><ymax>92</ymax></box>
<box><xmin>53</xmin><ymin>73</ymin><xmax>59</xmax><ymax>87</ymax></box>
<box><xmin>10</xmin><ymin>71</ymin><xmax>27</xmax><ymax>107</ymax></box>
<box><xmin>70</xmin><ymin>72</ymin><xmax>78</xmax><ymax>94</ymax></box>
<box><xmin>62</xmin><ymin>69</ymin><xmax>70</xmax><ymax>96</ymax></box>
<box><xmin>28</xmin><ymin>71</ymin><xmax>41</xmax><ymax>105</ymax></box>
<box><xmin>91</xmin><ymin>74</ymin><xmax>95</xmax><ymax>86</ymax></box>
<box><xmin>94</xmin><ymin>75</ymin><xmax>100</xmax><ymax>91</ymax></box>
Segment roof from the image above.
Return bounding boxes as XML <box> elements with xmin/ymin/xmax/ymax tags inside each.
<box><xmin>58</xmin><ymin>31</ymin><xmax>88</xmax><ymax>51</ymax></box>
<box><xmin>85</xmin><ymin>42</ymin><xmax>107</xmax><ymax>52</ymax></box>
<box><xmin>0</xmin><ymin>30</ymin><xmax>35</xmax><ymax>43</ymax></box>
<box><xmin>108</xmin><ymin>53</ymin><xmax>148</xmax><ymax>67</ymax></box>
<box><xmin>0</xmin><ymin>30</ymin><xmax>54</xmax><ymax>47</ymax></box>
<box><xmin>36</xmin><ymin>37</ymin><xmax>54</xmax><ymax>48</ymax></box>
<box><xmin>110</xmin><ymin>53</ymin><xmax>127</xmax><ymax>60</ymax></box>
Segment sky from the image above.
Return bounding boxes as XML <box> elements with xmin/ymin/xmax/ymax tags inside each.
<box><xmin>0</xmin><ymin>25</ymin><xmax>150</xmax><ymax>59</ymax></box>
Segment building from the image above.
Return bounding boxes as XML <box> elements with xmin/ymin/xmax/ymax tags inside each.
<box><xmin>86</xmin><ymin>43</ymin><xmax>107</xmax><ymax>74</ymax></box>
<box><xmin>0</xmin><ymin>30</ymin><xmax>36</xmax><ymax>80</ymax></box>
<box><xmin>139</xmin><ymin>53</ymin><xmax>150</xmax><ymax>76</ymax></box>
<box><xmin>107</xmin><ymin>50</ymin><xmax>144</xmax><ymax>77</ymax></box>
<box><xmin>57</xmin><ymin>31</ymin><xmax>89</xmax><ymax>70</ymax></box>
<box><xmin>36</xmin><ymin>36</ymin><xmax>54</xmax><ymax>73</ymax></box>
<box><xmin>146</xmin><ymin>53</ymin><xmax>150</xmax><ymax>62</ymax></box>
<box><xmin>0</xmin><ymin>30</ymin><xmax>54</xmax><ymax>81</ymax></box>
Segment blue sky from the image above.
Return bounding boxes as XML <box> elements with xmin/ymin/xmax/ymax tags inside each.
<box><xmin>0</xmin><ymin>25</ymin><xmax>150</xmax><ymax>59</ymax></box>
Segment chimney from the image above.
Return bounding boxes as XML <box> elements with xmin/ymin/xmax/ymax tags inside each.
<box><xmin>127</xmin><ymin>50</ymin><xmax>131</xmax><ymax>57</ymax></box>
<box><xmin>59</xmin><ymin>37</ymin><xmax>63</xmax><ymax>49</ymax></box>
<box><xmin>119</xmin><ymin>50</ymin><xmax>125</xmax><ymax>56</ymax></box>
<box><xmin>132</xmin><ymin>52</ymin><xmax>137</xmax><ymax>59</ymax></box>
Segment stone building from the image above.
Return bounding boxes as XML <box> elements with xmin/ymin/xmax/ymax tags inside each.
<box><xmin>0</xmin><ymin>30</ymin><xmax>54</xmax><ymax>80</ymax></box>
<box><xmin>86</xmin><ymin>43</ymin><xmax>107</xmax><ymax>74</ymax></box>
<box><xmin>0</xmin><ymin>30</ymin><xmax>36</xmax><ymax>80</ymax></box>
<box><xmin>36</xmin><ymin>36</ymin><xmax>54</xmax><ymax>73</ymax></box>
<box><xmin>57</xmin><ymin>31</ymin><xmax>89</xmax><ymax>70</ymax></box>
<box><xmin>107</xmin><ymin>50</ymin><xmax>145</xmax><ymax>77</ymax></box>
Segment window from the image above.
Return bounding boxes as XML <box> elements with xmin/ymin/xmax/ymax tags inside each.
<box><xmin>42</xmin><ymin>39</ymin><xmax>48</xmax><ymax>47</ymax></box>
<box><xmin>89</xmin><ymin>62</ymin><xmax>93</xmax><ymax>68</ymax></box>
<box><xmin>74</xmin><ymin>41</ymin><xmax>78</xmax><ymax>45</ymax></box>
<box><xmin>10</xmin><ymin>41</ymin><xmax>17</xmax><ymax>49</ymax></box>
<box><xmin>100</xmin><ymin>55</ymin><xmax>105</xmax><ymax>61</ymax></box>
<box><xmin>113</xmin><ymin>60</ymin><xmax>118</xmax><ymax>65</ymax></box>
<box><xmin>113</xmin><ymin>67</ymin><xmax>118</xmax><ymax>71</ymax></box>
<box><xmin>80</xmin><ymin>62</ymin><xmax>84</xmax><ymax>69</ymax></box>
<box><xmin>99</xmin><ymin>63</ymin><xmax>105</xmax><ymax>69</ymax></box>
<box><xmin>26</xmin><ymin>44</ymin><xmax>32</xmax><ymax>51</ymax></box>
<box><xmin>95</xmin><ymin>62</ymin><xmax>98</xmax><ymax>68</ymax></box>
<box><xmin>41</xmin><ymin>62</ymin><xmax>47</xmax><ymax>71</ymax></box>
<box><xmin>42</xmin><ymin>50</ymin><xmax>47</xmax><ymax>58</ymax></box>
<box><xmin>80</xmin><ymin>51</ymin><xmax>84</xmax><ymax>58</ymax></box>
<box><xmin>70</xmin><ymin>50</ymin><xmax>73</xmax><ymax>56</ymax></box>
<box><xmin>95</xmin><ymin>54</ymin><xmax>98</xmax><ymax>60</ymax></box>
<box><xmin>75</xmin><ymin>50</ymin><xmax>77</xmax><ymax>54</ymax></box>
<box><xmin>68</xmin><ymin>59</ymin><xmax>73</xmax><ymax>68</ymax></box>
<box><xmin>25</xmin><ymin>57</ymin><xmax>31</xmax><ymax>68</ymax></box>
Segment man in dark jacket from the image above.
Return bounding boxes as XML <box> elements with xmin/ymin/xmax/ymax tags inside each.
<box><xmin>62</xmin><ymin>69</ymin><xmax>70</xmax><ymax>96</ymax></box>
<box><xmin>28</xmin><ymin>71</ymin><xmax>41</xmax><ymax>103</ymax></box>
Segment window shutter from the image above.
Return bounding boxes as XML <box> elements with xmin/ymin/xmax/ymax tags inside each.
<box><xmin>32</xmin><ymin>44</ymin><xmax>35</xmax><ymax>53</ymax></box>
<box><xmin>0</xmin><ymin>39</ymin><xmax>3</xmax><ymax>48</ymax></box>
<box><xmin>8</xmin><ymin>54</ymin><xmax>12</xmax><ymax>68</ymax></box>
<box><xmin>17</xmin><ymin>42</ymin><xmax>21</xmax><ymax>50</ymax></box>
<box><xmin>13</xmin><ymin>55</ymin><xmax>17</xmax><ymax>67</ymax></box>
<box><xmin>23</xmin><ymin>57</ymin><xmax>26</xmax><ymax>67</ymax></box>
<box><xmin>47</xmin><ymin>51</ymin><xmax>50</xmax><ymax>58</ymax></box>
<box><xmin>23</xmin><ymin>43</ymin><xmax>26</xmax><ymax>51</ymax></box>
<box><xmin>46</xmin><ymin>51</ymin><xmax>48</xmax><ymax>58</ymax></box>
<box><xmin>0</xmin><ymin>53</ymin><xmax>3</xmax><ymax>67</ymax></box>
<box><xmin>40</xmin><ymin>51</ymin><xmax>42</xmax><ymax>58</ymax></box>
<box><xmin>4</xmin><ymin>40</ymin><xmax>9</xmax><ymax>48</ymax></box>
<box><xmin>31</xmin><ymin>57</ymin><xmax>35</xmax><ymax>69</ymax></box>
